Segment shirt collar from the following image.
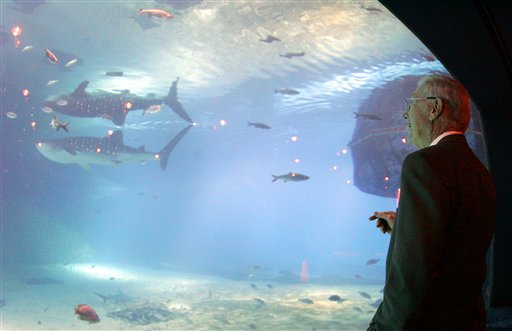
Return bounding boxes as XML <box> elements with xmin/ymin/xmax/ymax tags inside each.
<box><xmin>429</xmin><ymin>131</ymin><xmax>464</xmax><ymax>146</ymax></box>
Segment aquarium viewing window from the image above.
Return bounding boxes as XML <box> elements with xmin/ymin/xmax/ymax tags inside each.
<box><xmin>0</xmin><ymin>1</ymin><xmax>488</xmax><ymax>329</ymax></box>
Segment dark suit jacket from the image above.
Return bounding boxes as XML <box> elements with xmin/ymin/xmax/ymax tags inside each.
<box><xmin>368</xmin><ymin>134</ymin><xmax>496</xmax><ymax>331</ymax></box>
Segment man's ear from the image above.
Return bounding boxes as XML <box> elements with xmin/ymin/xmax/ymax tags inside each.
<box><xmin>429</xmin><ymin>97</ymin><xmax>443</xmax><ymax>122</ymax></box>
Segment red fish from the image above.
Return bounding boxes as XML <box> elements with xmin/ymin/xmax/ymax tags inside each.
<box><xmin>74</xmin><ymin>304</ymin><xmax>100</xmax><ymax>323</ymax></box>
<box><xmin>138</xmin><ymin>8</ymin><xmax>174</xmax><ymax>19</ymax></box>
<box><xmin>45</xmin><ymin>48</ymin><xmax>59</xmax><ymax>64</ymax></box>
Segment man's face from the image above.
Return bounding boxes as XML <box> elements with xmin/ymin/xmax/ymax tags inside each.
<box><xmin>404</xmin><ymin>87</ymin><xmax>433</xmax><ymax>148</ymax></box>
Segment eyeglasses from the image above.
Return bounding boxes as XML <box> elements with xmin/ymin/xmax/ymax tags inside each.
<box><xmin>403</xmin><ymin>96</ymin><xmax>437</xmax><ymax>117</ymax></box>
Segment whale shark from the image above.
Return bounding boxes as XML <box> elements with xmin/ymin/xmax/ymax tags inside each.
<box><xmin>36</xmin><ymin>125</ymin><xmax>192</xmax><ymax>170</ymax></box>
<box><xmin>43</xmin><ymin>77</ymin><xmax>193</xmax><ymax>125</ymax></box>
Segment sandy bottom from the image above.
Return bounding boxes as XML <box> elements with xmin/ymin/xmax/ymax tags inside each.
<box><xmin>1</xmin><ymin>263</ymin><xmax>381</xmax><ymax>330</ymax></box>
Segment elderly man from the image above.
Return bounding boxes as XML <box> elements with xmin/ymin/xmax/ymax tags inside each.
<box><xmin>367</xmin><ymin>74</ymin><xmax>496</xmax><ymax>330</ymax></box>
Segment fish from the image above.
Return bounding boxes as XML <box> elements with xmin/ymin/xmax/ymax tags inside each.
<box><xmin>328</xmin><ymin>295</ymin><xmax>346</xmax><ymax>303</ymax></box>
<box><xmin>358</xmin><ymin>291</ymin><xmax>372</xmax><ymax>300</ymax></box>
<box><xmin>259</xmin><ymin>35</ymin><xmax>280</xmax><ymax>43</ymax></box>
<box><xmin>250</xmin><ymin>283</ymin><xmax>258</xmax><ymax>290</ymax></box>
<box><xmin>272</xmin><ymin>172</ymin><xmax>309</xmax><ymax>182</ymax></box>
<box><xmin>21</xmin><ymin>45</ymin><xmax>33</xmax><ymax>53</ymax></box>
<box><xmin>253</xmin><ymin>298</ymin><xmax>266</xmax><ymax>306</ymax></box>
<box><xmin>50</xmin><ymin>115</ymin><xmax>69</xmax><ymax>132</ymax></box>
<box><xmin>6</xmin><ymin>112</ymin><xmax>17</xmax><ymax>119</ymax></box>
<box><xmin>47</xmin><ymin>80</ymin><xmax>59</xmax><ymax>86</ymax></box>
<box><xmin>274</xmin><ymin>88</ymin><xmax>300</xmax><ymax>95</ymax></box>
<box><xmin>45</xmin><ymin>48</ymin><xmax>59</xmax><ymax>63</ymax></box>
<box><xmin>64</xmin><ymin>58</ymin><xmax>78</xmax><ymax>68</ymax></box>
<box><xmin>365</xmin><ymin>258</ymin><xmax>380</xmax><ymax>265</ymax></box>
<box><xmin>279</xmin><ymin>51</ymin><xmax>305</xmax><ymax>59</ymax></box>
<box><xmin>75</xmin><ymin>304</ymin><xmax>100</xmax><ymax>323</ymax></box>
<box><xmin>9</xmin><ymin>0</ymin><xmax>46</xmax><ymax>14</ymax></box>
<box><xmin>35</xmin><ymin>125</ymin><xmax>192</xmax><ymax>171</ymax></box>
<box><xmin>43</xmin><ymin>77</ymin><xmax>193</xmax><ymax>125</ymax></box>
<box><xmin>138</xmin><ymin>8</ymin><xmax>174</xmax><ymax>19</ymax></box>
<box><xmin>41</xmin><ymin>106</ymin><xmax>53</xmax><ymax>113</ymax></box>
<box><xmin>370</xmin><ymin>298</ymin><xmax>383</xmax><ymax>308</ymax></box>
<box><xmin>266</xmin><ymin>284</ymin><xmax>273</xmax><ymax>289</ymax></box>
<box><xmin>353</xmin><ymin>307</ymin><xmax>363</xmax><ymax>312</ymax></box>
<box><xmin>94</xmin><ymin>290</ymin><xmax>136</xmax><ymax>304</ymax></box>
<box><xmin>353</xmin><ymin>112</ymin><xmax>383</xmax><ymax>120</ymax></box>
<box><xmin>248</xmin><ymin>121</ymin><xmax>271</xmax><ymax>129</ymax></box>
<box><xmin>298</xmin><ymin>298</ymin><xmax>314</xmax><ymax>304</ymax></box>
<box><xmin>105</xmin><ymin>71</ymin><xmax>123</xmax><ymax>77</ymax></box>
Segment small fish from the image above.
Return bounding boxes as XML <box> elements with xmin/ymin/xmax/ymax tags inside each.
<box><xmin>274</xmin><ymin>88</ymin><xmax>300</xmax><ymax>95</ymax></box>
<box><xmin>298</xmin><ymin>298</ymin><xmax>314</xmax><ymax>304</ymax></box>
<box><xmin>370</xmin><ymin>298</ymin><xmax>383</xmax><ymax>308</ymax></box>
<box><xmin>328</xmin><ymin>295</ymin><xmax>346</xmax><ymax>303</ymax></box>
<box><xmin>50</xmin><ymin>116</ymin><xmax>69</xmax><ymax>132</ymax></box>
<box><xmin>74</xmin><ymin>304</ymin><xmax>100</xmax><ymax>323</ymax></box>
<box><xmin>64</xmin><ymin>58</ymin><xmax>78</xmax><ymax>68</ymax></box>
<box><xmin>358</xmin><ymin>291</ymin><xmax>371</xmax><ymax>300</ymax></box>
<box><xmin>105</xmin><ymin>71</ymin><xmax>124</xmax><ymax>77</ymax></box>
<box><xmin>21</xmin><ymin>45</ymin><xmax>33</xmax><ymax>53</ymax></box>
<box><xmin>41</xmin><ymin>106</ymin><xmax>54</xmax><ymax>113</ymax></box>
<box><xmin>266</xmin><ymin>284</ymin><xmax>273</xmax><ymax>289</ymax></box>
<box><xmin>272</xmin><ymin>172</ymin><xmax>309</xmax><ymax>183</ymax></box>
<box><xmin>248</xmin><ymin>121</ymin><xmax>271</xmax><ymax>129</ymax></box>
<box><xmin>366</xmin><ymin>258</ymin><xmax>380</xmax><ymax>266</ymax></box>
<box><xmin>259</xmin><ymin>35</ymin><xmax>280</xmax><ymax>43</ymax></box>
<box><xmin>250</xmin><ymin>283</ymin><xmax>258</xmax><ymax>290</ymax></box>
<box><xmin>253</xmin><ymin>298</ymin><xmax>265</xmax><ymax>306</ymax></box>
<box><xmin>353</xmin><ymin>112</ymin><xmax>382</xmax><ymax>120</ymax></box>
<box><xmin>47</xmin><ymin>80</ymin><xmax>59</xmax><ymax>86</ymax></box>
<box><xmin>361</xmin><ymin>5</ymin><xmax>383</xmax><ymax>13</ymax></box>
<box><xmin>6</xmin><ymin>112</ymin><xmax>17</xmax><ymax>119</ymax></box>
<box><xmin>353</xmin><ymin>307</ymin><xmax>363</xmax><ymax>312</ymax></box>
<box><xmin>45</xmin><ymin>48</ymin><xmax>59</xmax><ymax>63</ymax></box>
<box><xmin>143</xmin><ymin>104</ymin><xmax>161</xmax><ymax>115</ymax></box>
<box><xmin>138</xmin><ymin>8</ymin><xmax>174</xmax><ymax>19</ymax></box>
<box><xmin>279</xmin><ymin>51</ymin><xmax>305</xmax><ymax>59</ymax></box>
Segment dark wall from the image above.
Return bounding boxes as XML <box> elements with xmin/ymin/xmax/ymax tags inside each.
<box><xmin>380</xmin><ymin>0</ymin><xmax>512</xmax><ymax>307</ymax></box>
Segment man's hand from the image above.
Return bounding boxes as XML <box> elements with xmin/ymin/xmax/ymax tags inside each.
<box><xmin>369</xmin><ymin>211</ymin><xmax>396</xmax><ymax>234</ymax></box>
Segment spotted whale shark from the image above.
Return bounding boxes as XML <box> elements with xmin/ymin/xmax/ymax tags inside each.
<box><xmin>43</xmin><ymin>77</ymin><xmax>193</xmax><ymax>125</ymax></box>
<box><xmin>36</xmin><ymin>125</ymin><xmax>192</xmax><ymax>170</ymax></box>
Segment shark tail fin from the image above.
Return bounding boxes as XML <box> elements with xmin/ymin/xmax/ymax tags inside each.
<box><xmin>164</xmin><ymin>77</ymin><xmax>194</xmax><ymax>124</ymax></box>
<box><xmin>158</xmin><ymin>125</ymin><xmax>192</xmax><ymax>171</ymax></box>
<box><xmin>272</xmin><ymin>175</ymin><xmax>278</xmax><ymax>182</ymax></box>
<box><xmin>62</xmin><ymin>123</ymin><xmax>69</xmax><ymax>132</ymax></box>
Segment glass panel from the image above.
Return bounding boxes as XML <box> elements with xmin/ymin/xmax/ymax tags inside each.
<box><xmin>0</xmin><ymin>1</ymin><xmax>487</xmax><ymax>329</ymax></box>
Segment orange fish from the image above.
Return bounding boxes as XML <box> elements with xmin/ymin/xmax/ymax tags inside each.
<box><xmin>74</xmin><ymin>304</ymin><xmax>100</xmax><ymax>323</ymax></box>
<box><xmin>45</xmin><ymin>48</ymin><xmax>59</xmax><ymax>64</ymax></box>
<box><xmin>138</xmin><ymin>8</ymin><xmax>174</xmax><ymax>19</ymax></box>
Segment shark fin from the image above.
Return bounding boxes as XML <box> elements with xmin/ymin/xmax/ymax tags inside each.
<box><xmin>108</xmin><ymin>130</ymin><xmax>124</xmax><ymax>144</ymax></box>
<box><xmin>112</xmin><ymin>111</ymin><xmax>127</xmax><ymax>126</ymax></box>
<box><xmin>78</xmin><ymin>163</ymin><xmax>91</xmax><ymax>171</ymax></box>
<box><xmin>71</xmin><ymin>81</ymin><xmax>90</xmax><ymax>98</ymax></box>
<box><xmin>164</xmin><ymin>77</ymin><xmax>194</xmax><ymax>124</ymax></box>
<box><xmin>64</xmin><ymin>146</ymin><xmax>77</xmax><ymax>155</ymax></box>
<box><xmin>158</xmin><ymin>125</ymin><xmax>192</xmax><ymax>170</ymax></box>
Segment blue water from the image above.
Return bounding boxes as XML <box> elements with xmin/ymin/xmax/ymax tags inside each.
<box><xmin>0</xmin><ymin>2</ymin><xmax>486</xmax><ymax>329</ymax></box>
